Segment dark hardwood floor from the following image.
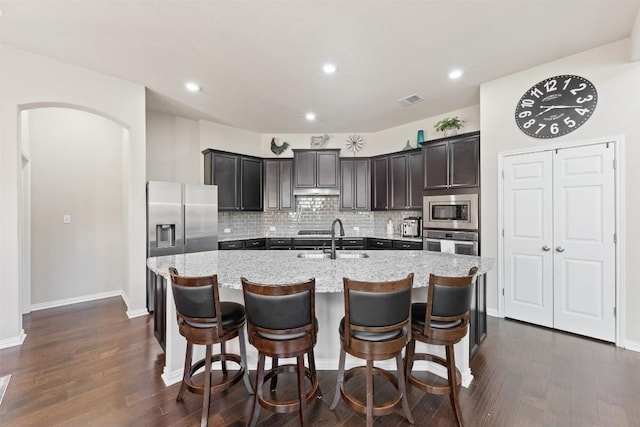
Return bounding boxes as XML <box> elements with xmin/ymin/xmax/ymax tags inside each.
<box><xmin>1</xmin><ymin>297</ymin><xmax>639</xmax><ymax>426</ymax></box>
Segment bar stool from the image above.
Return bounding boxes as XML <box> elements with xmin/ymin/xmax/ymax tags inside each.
<box><xmin>168</xmin><ymin>267</ymin><xmax>253</xmax><ymax>427</ymax></box>
<box><xmin>329</xmin><ymin>274</ymin><xmax>414</xmax><ymax>427</ymax></box>
<box><xmin>404</xmin><ymin>267</ymin><xmax>478</xmax><ymax>427</ymax></box>
<box><xmin>241</xmin><ymin>277</ymin><xmax>321</xmax><ymax>427</ymax></box>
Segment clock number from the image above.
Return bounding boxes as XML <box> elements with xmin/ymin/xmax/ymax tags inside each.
<box><xmin>570</xmin><ymin>83</ymin><xmax>587</xmax><ymax>95</ymax></box>
<box><xmin>530</xmin><ymin>87</ymin><xmax>543</xmax><ymax>98</ymax></box>
<box><xmin>563</xmin><ymin>77</ymin><xmax>572</xmax><ymax>90</ymax></box>
<box><xmin>523</xmin><ymin>119</ymin><xmax>535</xmax><ymax>129</ymax></box>
<box><xmin>564</xmin><ymin>117</ymin><xmax>576</xmax><ymax>128</ymax></box>
<box><xmin>575</xmin><ymin>108</ymin><xmax>590</xmax><ymax>116</ymax></box>
<box><xmin>535</xmin><ymin>124</ymin><xmax>546</xmax><ymax>135</ymax></box>
<box><xmin>518</xmin><ymin>111</ymin><xmax>532</xmax><ymax>118</ymax></box>
<box><xmin>550</xmin><ymin>123</ymin><xmax>559</xmax><ymax>135</ymax></box>
<box><xmin>577</xmin><ymin>95</ymin><xmax>594</xmax><ymax>104</ymax></box>
<box><xmin>521</xmin><ymin>99</ymin><xmax>534</xmax><ymax>108</ymax></box>
<box><xmin>544</xmin><ymin>79</ymin><xmax>557</xmax><ymax>92</ymax></box>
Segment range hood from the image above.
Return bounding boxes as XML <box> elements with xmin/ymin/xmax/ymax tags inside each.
<box><xmin>293</xmin><ymin>187</ymin><xmax>340</xmax><ymax>196</ymax></box>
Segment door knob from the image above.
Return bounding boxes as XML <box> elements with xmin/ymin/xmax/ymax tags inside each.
<box><xmin>542</xmin><ymin>245</ymin><xmax>550</xmax><ymax>251</ymax></box>
<box><xmin>556</xmin><ymin>246</ymin><xmax>565</xmax><ymax>253</ymax></box>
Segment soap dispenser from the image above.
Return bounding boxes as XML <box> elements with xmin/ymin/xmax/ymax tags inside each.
<box><xmin>386</xmin><ymin>218</ymin><xmax>394</xmax><ymax>236</ymax></box>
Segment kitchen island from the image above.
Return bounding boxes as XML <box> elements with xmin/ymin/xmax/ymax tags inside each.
<box><xmin>147</xmin><ymin>250</ymin><xmax>494</xmax><ymax>387</ymax></box>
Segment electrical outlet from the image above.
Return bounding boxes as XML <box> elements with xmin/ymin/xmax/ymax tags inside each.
<box><xmin>63</xmin><ymin>214</ymin><xmax>71</xmax><ymax>224</ymax></box>
<box><xmin>224</xmin><ymin>228</ymin><xmax>231</xmax><ymax>233</ymax></box>
<box><xmin>269</xmin><ymin>226</ymin><xmax>276</xmax><ymax>231</ymax></box>
<box><xmin>353</xmin><ymin>226</ymin><xmax>359</xmax><ymax>231</ymax></box>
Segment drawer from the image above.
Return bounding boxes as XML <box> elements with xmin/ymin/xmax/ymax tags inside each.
<box><xmin>268</xmin><ymin>238</ymin><xmax>292</xmax><ymax>249</ymax></box>
<box><xmin>392</xmin><ymin>240</ymin><xmax>423</xmax><ymax>250</ymax></box>
<box><xmin>367</xmin><ymin>238</ymin><xmax>392</xmax><ymax>249</ymax></box>
<box><xmin>219</xmin><ymin>240</ymin><xmax>244</xmax><ymax>250</ymax></box>
<box><xmin>341</xmin><ymin>238</ymin><xmax>365</xmax><ymax>247</ymax></box>
<box><xmin>245</xmin><ymin>238</ymin><xmax>266</xmax><ymax>250</ymax></box>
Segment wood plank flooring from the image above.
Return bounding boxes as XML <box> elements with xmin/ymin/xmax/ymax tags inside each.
<box><xmin>1</xmin><ymin>297</ymin><xmax>639</xmax><ymax>426</ymax></box>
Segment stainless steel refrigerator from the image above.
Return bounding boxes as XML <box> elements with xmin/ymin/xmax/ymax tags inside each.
<box><xmin>146</xmin><ymin>181</ymin><xmax>218</xmax><ymax>311</ymax></box>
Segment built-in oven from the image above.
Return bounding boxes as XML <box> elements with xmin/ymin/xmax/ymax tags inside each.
<box><xmin>424</xmin><ymin>230</ymin><xmax>478</xmax><ymax>256</ymax></box>
<box><xmin>423</xmin><ymin>194</ymin><xmax>478</xmax><ymax>230</ymax></box>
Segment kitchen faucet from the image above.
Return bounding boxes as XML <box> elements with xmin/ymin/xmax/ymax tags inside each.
<box><xmin>329</xmin><ymin>218</ymin><xmax>345</xmax><ymax>260</ymax></box>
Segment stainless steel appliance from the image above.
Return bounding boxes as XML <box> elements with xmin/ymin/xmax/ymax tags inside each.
<box><xmin>146</xmin><ymin>181</ymin><xmax>218</xmax><ymax>310</ymax></box>
<box><xmin>401</xmin><ymin>217</ymin><xmax>422</xmax><ymax>237</ymax></box>
<box><xmin>424</xmin><ymin>230</ymin><xmax>478</xmax><ymax>256</ymax></box>
<box><xmin>423</xmin><ymin>194</ymin><xmax>479</xmax><ymax>230</ymax></box>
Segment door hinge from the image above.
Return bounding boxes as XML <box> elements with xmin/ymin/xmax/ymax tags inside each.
<box><xmin>502</xmin><ymin>288</ymin><xmax>505</xmax><ymax>296</ymax></box>
<box><xmin>614</xmin><ymin>233</ymin><xmax>617</xmax><ymax>244</ymax></box>
<box><xmin>501</xmin><ymin>170</ymin><xmax>504</xmax><ymax>179</ymax></box>
<box><xmin>502</xmin><ymin>229</ymin><xmax>504</xmax><ymax>237</ymax></box>
<box><xmin>613</xmin><ymin>307</ymin><xmax>616</xmax><ymax>318</ymax></box>
<box><xmin>613</xmin><ymin>159</ymin><xmax>616</xmax><ymax>170</ymax></box>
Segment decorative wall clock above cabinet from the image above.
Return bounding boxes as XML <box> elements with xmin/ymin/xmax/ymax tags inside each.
<box><xmin>514</xmin><ymin>74</ymin><xmax>597</xmax><ymax>138</ymax></box>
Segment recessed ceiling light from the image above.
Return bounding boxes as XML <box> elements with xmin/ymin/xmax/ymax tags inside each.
<box><xmin>185</xmin><ymin>82</ymin><xmax>200</xmax><ymax>92</ymax></box>
<box><xmin>448</xmin><ymin>69</ymin><xmax>464</xmax><ymax>80</ymax></box>
<box><xmin>323</xmin><ymin>63</ymin><xmax>337</xmax><ymax>74</ymax></box>
<box><xmin>305</xmin><ymin>112</ymin><xmax>316</xmax><ymax>121</ymax></box>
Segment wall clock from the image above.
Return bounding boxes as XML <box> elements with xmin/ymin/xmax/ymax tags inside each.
<box><xmin>514</xmin><ymin>74</ymin><xmax>597</xmax><ymax>138</ymax></box>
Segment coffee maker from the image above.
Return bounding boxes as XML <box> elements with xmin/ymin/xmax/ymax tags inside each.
<box><xmin>401</xmin><ymin>217</ymin><xmax>422</xmax><ymax>237</ymax></box>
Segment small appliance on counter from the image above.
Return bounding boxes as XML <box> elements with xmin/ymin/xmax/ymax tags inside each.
<box><xmin>401</xmin><ymin>217</ymin><xmax>422</xmax><ymax>237</ymax></box>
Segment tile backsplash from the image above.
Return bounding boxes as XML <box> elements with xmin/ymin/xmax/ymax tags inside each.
<box><xmin>219</xmin><ymin>196</ymin><xmax>421</xmax><ymax>236</ymax></box>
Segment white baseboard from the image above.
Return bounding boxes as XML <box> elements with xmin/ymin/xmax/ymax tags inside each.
<box><xmin>624</xmin><ymin>339</ymin><xmax>640</xmax><ymax>353</ymax></box>
<box><xmin>487</xmin><ymin>308</ymin><xmax>500</xmax><ymax>318</ymax></box>
<box><xmin>30</xmin><ymin>290</ymin><xmax>124</xmax><ymax>312</ymax></box>
<box><xmin>0</xmin><ymin>330</ymin><xmax>27</xmax><ymax>349</ymax></box>
<box><xmin>127</xmin><ymin>308</ymin><xmax>149</xmax><ymax>319</ymax></box>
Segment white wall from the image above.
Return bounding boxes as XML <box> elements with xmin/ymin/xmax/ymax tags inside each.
<box><xmin>29</xmin><ymin>108</ymin><xmax>125</xmax><ymax>305</ymax></box>
<box><xmin>146</xmin><ymin>110</ymin><xmax>200</xmax><ymax>184</ymax></box>
<box><xmin>0</xmin><ymin>45</ymin><xmax>147</xmax><ymax>346</ymax></box>
<box><xmin>480</xmin><ymin>39</ymin><xmax>640</xmax><ymax>345</ymax></box>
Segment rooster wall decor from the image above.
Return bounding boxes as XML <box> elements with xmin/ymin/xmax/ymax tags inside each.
<box><xmin>270</xmin><ymin>137</ymin><xmax>290</xmax><ymax>156</ymax></box>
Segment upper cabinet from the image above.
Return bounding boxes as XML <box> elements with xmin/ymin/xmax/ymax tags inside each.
<box><xmin>264</xmin><ymin>159</ymin><xmax>293</xmax><ymax>212</ymax></box>
<box><xmin>293</xmin><ymin>149</ymin><xmax>340</xmax><ymax>194</ymax></box>
<box><xmin>202</xmin><ymin>149</ymin><xmax>263</xmax><ymax>211</ymax></box>
<box><xmin>372</xmin><ymin>149</ymin><xmax>422</xmax><ymax>211</ymax></box>
<box><xmin>340</xmin><ymin>158</ymin><xmax>370</xmax><ymax>211</ymax></box>
<box><xmin>423</xmin><ymin>131</ymin><xmax>480</xmax><ymax>190</ymax></box>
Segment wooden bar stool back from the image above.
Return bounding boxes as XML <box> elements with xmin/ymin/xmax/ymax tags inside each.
<box><xmin>241</xmin><ymin>277</ymin><xmax>321</xmax><ymax>427</ymax></box>
<box><xmin>330</xmin><ymin>273</ymin><xmax>415</xmax><ymax>427</ymax></box>
<box><xmin>404</xmin><ymin>267</ymin><xmax>478</xmax><ymax>427</ymax></box>
<box><xmin>169</xmin><ymin>267</ymin><xmax>253</xmax><ymax>427</ymax></box>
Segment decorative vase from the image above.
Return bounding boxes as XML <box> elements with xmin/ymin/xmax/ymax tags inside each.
<box><xmin>416</xmin><ymin>130</ymin><xmax>425</xmax><ymax>147</ymax></box>
<box><xmin>444</xmin><ymin>128</ymin><xmax>458</xmax><ymax>137</ymax></box>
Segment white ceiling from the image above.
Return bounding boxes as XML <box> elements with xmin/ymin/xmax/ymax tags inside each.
<box><xmin>1</xmin><ymin>0</ymin><xmax>638</xmax><ymax>133</ymax></box>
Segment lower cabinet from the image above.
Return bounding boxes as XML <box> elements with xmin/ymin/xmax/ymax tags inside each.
<box><xmin>153</xmin><ymin>275</ymin><xmax>166</xmax><ymax>351</ymax></box>
<box><xmin>219</xmin><ymin>239</ymin><xmax>266</xmax><ymax>250</ymax></box>
<box><xmin>392</xmin><ymin>240</ymin><xmax>422</xmax><ymax>250</ymax></box>
<box><xmin>267</xmin><ymin>238</ymin><xmax>293</xmax><ymax>249</ymax></box>
<box><xmin>366</xmin><ymin>238</ymin><xmax>393</xmax><ymax>249</ymax></box>
<box><xmin>469</xmin><ymin>275</ymin><xmax>487</xmax><ymax>359</ymax></box>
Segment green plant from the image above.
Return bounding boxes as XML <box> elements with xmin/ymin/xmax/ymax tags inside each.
<box><xmin>434</xmin><ymin>116</ymin><xmax>465</xmax><ymax>132</ymax></box>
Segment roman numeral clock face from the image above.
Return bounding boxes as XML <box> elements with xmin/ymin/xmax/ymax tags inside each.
<box><xmin>515</xmin><ymin>75</ymin><xmax>597</xmax><ymax>138</ymax></box>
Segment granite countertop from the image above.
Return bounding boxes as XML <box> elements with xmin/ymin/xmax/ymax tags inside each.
<box><xmin>147</xmin><ymin>250</ymin><xmax>494</xmax><ymax>293</ymax></box>
<box><xmin>219</xmin><ymin>231</ymin><xmax>423</xmax><ymax>243</ymax></box>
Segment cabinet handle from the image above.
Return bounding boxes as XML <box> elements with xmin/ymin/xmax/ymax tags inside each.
<box><xmin>376</xmin><ymin>241</ymin><xmax>383</xmax><ymax>246</ymax></box>
<box><xmin>556</xmin><ymin>246</ymin><xmax>565</xmax><ymax>253</ymax></box>
<box><xmin>542</xmin><ymin>245</ymin><xmax>550</xmax><ymax>251</ymax></box>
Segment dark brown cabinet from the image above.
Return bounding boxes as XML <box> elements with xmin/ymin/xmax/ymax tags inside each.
<box><xmin>340</xmin><ymin>158</ymin><xmax>370</xmax><ymax>211</ymax></box>
<box><xmin>389</xmin><ymin>150</ymin><xmax>422</xmax><ymax>209</ymax></box>
<box><xmin>203</xmin><ymin>149</ymin><xmax>263</xmax><ymax>211</ymax></box>
<box><xmin>366</xmin><ymin>238</ymin><xmax>393</xmax><ymax>249</ymax></box>
<box><xmin>423</xmin><ymin>132</ymin><xmax>480</xmax><ymax>190</ymax></box>
<box><xmin>392</xmin><ymin>240</ymin><xmax>422</xmax><ymax>250</ymax></box>
<box><xmin>371</xmin><ymin>156</ymin><xmax>389</xmax><ymax>211</ymax></box>
<box><xmin>293</xmin><ymin>149</ymin><xmax>340</xmax><ymax>193</ymax></box>
<box><xmin>264</xmin><ymin>159</ymin><xmax>293</xmax><ymax>211</ymax></box>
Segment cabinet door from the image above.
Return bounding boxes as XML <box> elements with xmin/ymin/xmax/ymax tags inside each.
<box><xmin>278</xmin><ymin>159</ymin><xmax>293</xmax><ymax>210</ymax></box>
<box><xmin>240</xmin><ymin>157</ymin><xmax>263</xmax><ymax>211</ymax></box>
<box><xmin>423</xmin><ymin>141</ymin><xmax>449</xmax><ymax>190</ymax></box>
<box><xmin>316</xmin><ymin>151</ymin><xmax>339</xmax><ymax>188</ymax></box>
<box><xmin>450</xmin><ymin>135</ymin><xmax>480</xmax><ymax>187</ymax></box>
<box><xmin>294</xmin><ymin>151</ymin><xmax>317</xmax><ymax>188</ymax></box>
<box><xmin>211</xmin><ymin>152</ymin><xmax>240</xmax><ymax>211</ymax></box>
<box><xmin>264</xmin><ymin>160</ymin><xmax>280</xmax><ymax>211</ymax></box>
<box><xmin>353</xmin><ymin>159</ymin><xmax>370</xmax><ymax>210</ymax></box>
<box><xmin>340</xmin><ymin>160</ymin><xmax>355</xmax><ymax>210</ymax></box>
<box><xmin>407</xmin><ymin>151</ymin><xmax>423</xmax><ymax>208</ymax></box>
<box><xmin>371</xmin><ymin>157</ymin><xmax>389</xmax><ymax>210</ymax></box>
<box><xmin>389</xmin><ymin>154</ymin><xmax>408</xmax><ymax>210</ymax></box>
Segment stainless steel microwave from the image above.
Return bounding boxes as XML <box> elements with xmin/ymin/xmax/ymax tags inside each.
<box><xmin>422</xmin><ymin>194</ymin><xmax>479</xmax><ymax>230</ymax></box>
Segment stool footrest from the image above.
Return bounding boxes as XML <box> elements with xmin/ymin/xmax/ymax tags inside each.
<box><xmin>184</xmin><ymin>353</ymin><xmax>245</xmax><ymax>395</ymax></box>
<box><xmin>339</xmin><ymin>365</ymin><xmax>403</xmax><ymax>417</ymax></box>
<box><xmin>257</xmin><ymin>364</ymin><xmax>319</xmax><ymax>413</ymax></box>
<box><xmin>407</xmin><ymin>353</ymin><xmax>461</xmax><ymax>395</ymax></box>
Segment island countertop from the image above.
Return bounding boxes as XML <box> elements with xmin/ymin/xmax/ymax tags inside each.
<box><xmin>147</xmin><ymin>249</ymin><xmax>494</xmax><ymax>293</ymax></box>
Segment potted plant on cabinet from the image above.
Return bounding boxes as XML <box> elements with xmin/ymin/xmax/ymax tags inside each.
<box><xmin>434</xmin><ymin>116</ymin><xmax>465</xmax><ymax>137</ymax></box>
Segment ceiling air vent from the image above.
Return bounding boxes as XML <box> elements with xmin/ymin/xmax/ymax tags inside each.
<box><xmin>398</xmin><ymin>94</ymin><xmax>424</xmax><ymax>106</ymax></box>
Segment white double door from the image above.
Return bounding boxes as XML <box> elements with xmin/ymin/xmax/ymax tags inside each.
<box><xmin>503</xmin><ymin>143</ymin><xmax>615</xmax><ymax>342</ymax></box>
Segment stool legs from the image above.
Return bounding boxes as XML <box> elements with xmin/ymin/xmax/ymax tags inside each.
<box><xmin>329</xmin><ymin>347</ymin><xmax>346</xmax><ymax>410</ymax></box>
<box><xmin>201</xmin><ymin>344</ymin><xmax>213</xmax><ymax>427</ymax></box>
<box><xmin>365</xmin><ymin>360</ymin><xmax>374</xmax><ymax>427</ymax></box>
<box><xmin>177</xmin><ymin>342</ymin><xmax>193</xmax><ymax>402</ymax></box>
<box><xmin>249</xmin><ymin>353</ymin><xmax>266</xmax><ymax>427</ymax></box>
<box><xmin>297</xmin><ymin>355</ymin><xmax>308</xmax><ymax>426</ymax></box>
<box><xmin>395</xmin><ymin>352</ymin><xmax>414</xmax><ymax>425</ymax></box>
<box><xmin>446</xmin><ymin>344</ymin><xmax>463</xmax><ymax>427</ymax></box>
<box><xmin>238</xmin><ymin>327</ymin><xmax>254</xmax><ymax>394</ymax></box>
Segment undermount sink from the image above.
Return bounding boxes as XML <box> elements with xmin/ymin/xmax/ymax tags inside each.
<box><xmin>297</xmin><ymin>252</ymin><xmax>369</xmax><ymax>259</ymax></box>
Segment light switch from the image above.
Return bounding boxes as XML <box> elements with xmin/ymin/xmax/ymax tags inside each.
<box><xmin>224</xmin><ymin>228</ymin><xmax>231</xmax><ymax>233</ymax></box>
<box><xmin>63</xmin><ymin>214</ymin><xmax>71</xmax><ymax>224</ymax></box>
<box><xmin>353</xmin><ymin>226</ymin><xmax>359</xmax><ymax>231</ymax></box>
<box><xmin>269</xmin><ymin>226</ymin><xmax>276</xmax><ymax>231</ymax></box>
